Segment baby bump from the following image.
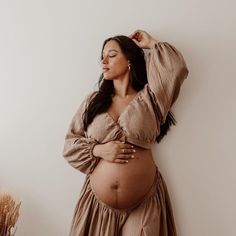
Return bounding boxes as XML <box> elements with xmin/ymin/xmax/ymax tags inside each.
<box><xmin>89</xmin><ymin>147</ymin><xmax>157</xmax><ymax>209</ymax></box>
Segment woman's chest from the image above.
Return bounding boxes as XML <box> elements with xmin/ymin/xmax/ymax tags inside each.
<box><xmin>107</xmin><ymin>93</ymin><xmax>139</xmax><ymax>123</ymax></box>
<box><xmin>85</xmin><ymin>93</ymin><xmax>159</xmax><ymax>146</ymax></box>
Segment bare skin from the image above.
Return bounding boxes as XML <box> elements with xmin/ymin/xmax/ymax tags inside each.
<box><xmin>90</xmin><ymin>30</ymin><xmax>159</xmax><ymax>209</ymax></box>
<box><xmin>90</xmin><ymin>145</ymin><xmax>157</xmax><ymax>209</ymax></box>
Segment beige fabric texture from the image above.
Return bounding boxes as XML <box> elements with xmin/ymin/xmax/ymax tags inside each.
<box><xmin>69</xmin><ymin>167</ymin><xmax>177</xmax><ymax>236</ymax></box>
<box><xmin>62</xmin><ymin>41</ymin><xmax>189</xmax><ymax>235</ymax></box>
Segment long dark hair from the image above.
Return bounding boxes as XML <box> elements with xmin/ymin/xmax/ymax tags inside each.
<box><xmin>83</xmin><ymin>35</ymin><xmax>176</xmax><ymax>143</ymax></box>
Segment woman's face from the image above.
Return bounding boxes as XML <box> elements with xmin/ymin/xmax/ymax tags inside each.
<box><xmin>101</xmin><ymin>40</ymin><xmax>129</xmax><ymax>80</ymax></box>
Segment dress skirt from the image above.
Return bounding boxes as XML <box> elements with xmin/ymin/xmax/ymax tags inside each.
<box><xmin>69</xmin><ymin>166</ymin><xmax>178</xmax><ymax>236</ymax></box>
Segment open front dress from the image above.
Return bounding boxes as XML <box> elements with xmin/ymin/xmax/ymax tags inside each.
<box><xmin>62</xmin><ymin>40</ymin><xmax>189</xmax><ymax>236</ymax></box>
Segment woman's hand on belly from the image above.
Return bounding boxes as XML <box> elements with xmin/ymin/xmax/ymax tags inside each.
<box><xmin>92</xmin><ymin>140</ymin><xmax>136</xmax><ymax>164</ymax></box>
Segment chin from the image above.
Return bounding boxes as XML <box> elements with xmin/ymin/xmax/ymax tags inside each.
<box><xmin>103</xmin><ymin>76</ymin><xmax>114</xmax><ymax>80</ymax></box>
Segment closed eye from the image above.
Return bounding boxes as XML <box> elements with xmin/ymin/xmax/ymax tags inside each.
<box><xmin>101</xmin><ymin>54</ymin><xmax>116</xmax><ymax>60</ymax></box>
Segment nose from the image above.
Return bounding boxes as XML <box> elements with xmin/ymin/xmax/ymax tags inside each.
<box><xmin>101</xmin><ymin>55</ymin><xmax>108</xmax><ymax>65</ymax></box>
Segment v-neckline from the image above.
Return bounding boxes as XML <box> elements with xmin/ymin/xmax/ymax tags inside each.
<box><xmin>105</xmin><ymin>90</ymin><xmax>142</xmax><ymax>125</ymax></box>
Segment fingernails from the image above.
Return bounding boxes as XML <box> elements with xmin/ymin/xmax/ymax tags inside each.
<box><xmin>133</xmin><ymin>149</ymin><xmax>136</xmax><ymax>152</ymax></box>
<box><xmin>131</xmin><ymin>155</ymin><xmax>134</xmax><ymax>158</ymax></box>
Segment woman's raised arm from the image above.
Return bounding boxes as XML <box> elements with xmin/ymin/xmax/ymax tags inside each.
<box><xmin>145</xmin><ymin>40</ymin><xmax>189</xmax><ymax>123</ymax></box>
<box><xmin>129</xmin><ymin>29</ymin><xmax>189</xmax><ymax>124</ymax></box>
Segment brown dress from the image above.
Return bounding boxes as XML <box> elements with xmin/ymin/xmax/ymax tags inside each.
<box><xmin>62</xmin><ymin>40</ymin><xmax>189</xmax><ymax>235</ymax></box>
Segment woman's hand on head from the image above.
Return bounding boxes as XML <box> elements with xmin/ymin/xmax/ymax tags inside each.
<box><xmin>93</xmin><ymin>140</ymin><xmax>136</xmax><ymax>164</ymax></box>
<box><xmin>128</xmin><ymin>29</ymin><xmax>158</xmax><ymax>49</ymax></box>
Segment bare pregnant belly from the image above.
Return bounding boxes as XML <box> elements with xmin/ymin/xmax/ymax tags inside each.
<box><xmin>89</xmin><ymin>144</ymin><xmax>157</xmax><ymax>209</ymax></box>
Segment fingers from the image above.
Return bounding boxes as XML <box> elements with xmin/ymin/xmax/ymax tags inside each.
<box><xmin>128</xmin><ymin>30</ymin><xmax>151</xmax><ymax>49</ymax></box>
<box><xmin>114</xmin><ymin>159</ymin><xmax>129</xmax><ymax>164</ymax></box>
<box><xmin>129</xmin><ymin>29</ymin><xmax>148</xmax><ymax>39</ymax></box>
<box><xmin>115</xmin><ymin>150</ymin><xmax>135</xmax><ymax>164</ymax></box>
<box><xmin>114</xmin><ymin>155</ymin><xmax>134</xmax><ymax>164</ymax></box>
<box><xmin>129</xmin><ymin>32</ymin><xmax>140</xmax><ymax>41</ymax></box>
<box><xmin>112</xmin><ymin>142</ymin><xmax>136</xmax><ymax>163</ymax></box>
<box><xmin>120</xmin><ymin>143</ymin><xmax>134</xmax><ymax>149</ymax></box>
<box><xmin>119</xmin><ymin>142</ymin><xmax>136</xmax><ymax>155</ymax></box>
<box><xmin>130</xmin><ymin>33</ymin><xmax>142</xmax><ymax>42</ymax></box>
<box><xmin>115</xmin><ymin>141</ymin><xmax>136</xmax><ymax>163</ymax></box>
<box><xmin>131</xmin><ymin>38</ymin><xmax>140</xmax><ymax>46</ymax></box>
<box><xmin>117</xmin><ymin>154</ymin><xmax>135</xmax><ymax>159</ymax></box>
<box><xmin>120</xmin><ymin>148</ymin><xmax>136</xmax><ymax>154</ymax></box>
<box><xmin>129</xmin><ymin>29</ymin><xmax>142</xmax><ymax>37</ymax></box>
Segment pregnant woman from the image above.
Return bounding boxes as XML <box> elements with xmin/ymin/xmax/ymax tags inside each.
<box><xmin>62</xmin><ymin>29</ymin><xmax>189</xmax><ymax>236</ymax></box>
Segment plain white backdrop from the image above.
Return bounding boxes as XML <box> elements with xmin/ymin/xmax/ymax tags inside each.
<box><xmin>0</xmin><ymin>0</ymin><xmax>235</xmax><ymax>235</ymax></box>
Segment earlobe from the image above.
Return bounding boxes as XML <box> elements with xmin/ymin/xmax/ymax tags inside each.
<box><xmin>128</xmin><ymin>60</ymin><xmax>131</xmax><ymax>70</ymax></box>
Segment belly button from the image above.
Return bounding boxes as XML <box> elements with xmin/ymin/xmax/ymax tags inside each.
<box><xmin>111</xmin><ymin>185</ymin><xmax>119</xmax><ymax>190</ymax></box>
<box><xmin>111</xmin><ymin>181</ymin><xmax>120</xmax><ymax>190</ymax></box>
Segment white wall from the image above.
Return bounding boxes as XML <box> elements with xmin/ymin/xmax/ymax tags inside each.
<box><xmin>1</xmin><ymin>0</ymin><xmax>235</xmax><ymax>235</ymax></box>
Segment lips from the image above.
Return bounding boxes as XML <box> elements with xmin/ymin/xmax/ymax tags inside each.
<box><xmin>102</xmin><ymin>68</ymin><xmax>110</xmax><ymax>73</ymax></box>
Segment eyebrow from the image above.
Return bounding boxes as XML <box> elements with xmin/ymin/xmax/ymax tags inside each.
<box><xmin>102</xmin><ymin>49</ymin><xmax>119</xmax><ymax>55</ymax></box>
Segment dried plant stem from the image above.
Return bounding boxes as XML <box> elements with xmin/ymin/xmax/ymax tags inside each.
<box><xmin>0</xmin><ymin>192</ymin><xmax>21</xmax><ymax>236</ymax></box>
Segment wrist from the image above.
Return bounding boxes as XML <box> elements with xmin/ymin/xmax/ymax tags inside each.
<box><xmin>92</xmin><ymin>144</ymin><xmax>103</xmax><ymax>158</ymax></box>
<box><xmin>149</xmin><ymin>38</ymin><xmax>158</xmax><ymax>49</ymax></box>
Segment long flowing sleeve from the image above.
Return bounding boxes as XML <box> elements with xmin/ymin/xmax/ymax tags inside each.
<box><xmin>145</xmin><ymin>41</ymin><xmax>189</xmax><ymax>124</ymax></box>
<box><xmin>62</xmin><ymin>91</ymin><xmax>100</xmax><ymax>175</ymax></box>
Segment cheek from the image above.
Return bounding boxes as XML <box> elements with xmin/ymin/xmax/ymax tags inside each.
<box><xmin>111</xmin><ymin>59</ymin><xmax>128</xmax><ymax>73</ymax></box>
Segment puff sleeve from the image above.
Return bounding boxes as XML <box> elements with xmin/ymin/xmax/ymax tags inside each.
<box><xmin>62</xmin><ymin>91</ymin><xmax>100</xmax><ymax>175</ymax></box>
<box><xmin>145</xmin><ymin>41</ymin><xmax>189</xmax><ymax>124</ymax></box>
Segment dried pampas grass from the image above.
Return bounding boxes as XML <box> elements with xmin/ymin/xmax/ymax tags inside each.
<box><xmin>0</xmin><ymin>192</ymin><xmax>21</xmax><ymax>236</ymax></box>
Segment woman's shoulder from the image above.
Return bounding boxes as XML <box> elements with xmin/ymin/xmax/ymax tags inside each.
<box><xmin>86</xmin><ymin>90</ymin><xmax>99</xmax><ymax>101</ymax></box>
<box><xmin>76</xmin><ymin>90</ymin><xmax>98</xmax><ymax>108</ymax></box>
<box><xmin>74</xmin><ymin>90</ymin><xmax>99</xmax><ymax>116</ymax></box>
